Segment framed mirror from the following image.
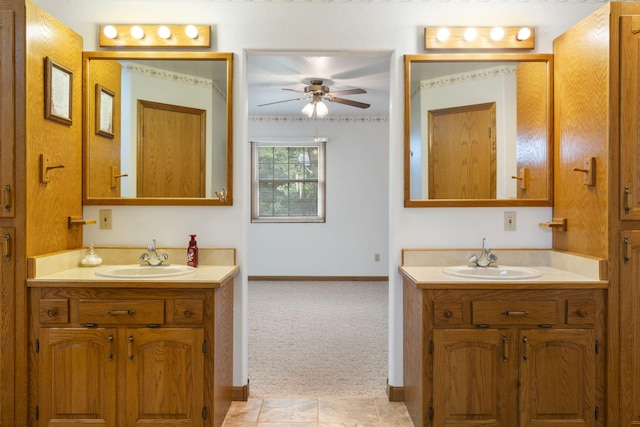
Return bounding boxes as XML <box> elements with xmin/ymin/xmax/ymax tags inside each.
<box><xmin>83</xmin><ymin>51</ymin><xmax>233</xmax><ymax>205</ymax></box>
<box><xmin>404</xmin><ymin>53</ymin><xmax>553</xmax><ymax>207</ymax></box>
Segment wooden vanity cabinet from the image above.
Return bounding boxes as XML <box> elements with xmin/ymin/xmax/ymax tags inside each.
<box><xmin>404</xmin><ymin>283</ymin><xmax>605</xmax><ymax>427</ymax></box>
<box><xmin>29</xmin><ymin>283</ymin><xmax>233</xmax><ymax>427</ymax></box>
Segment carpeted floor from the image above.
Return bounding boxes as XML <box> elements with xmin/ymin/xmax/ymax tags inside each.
<box><xmin>248</xmin><ymin>280</ymin><xmax>389</xmax><ymax>398</ymax></box>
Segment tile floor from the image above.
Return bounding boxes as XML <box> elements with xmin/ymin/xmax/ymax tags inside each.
<box><xmin>223</xmin><ymin>397</ymin><xmax>415</xmax><ymax>427</ymax></box>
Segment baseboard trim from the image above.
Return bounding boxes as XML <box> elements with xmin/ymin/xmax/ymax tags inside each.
<box><xmin>386</xmin><ymin>380</ymin><xmax>405</xmax><ymax>402</ymax></box>
<box><xmin>232</xmin><ymin>380</ymin><xmax>250</xmax><ymax>401</ymax></box>
<box><xmin>248</xmin><ymin>276</ymin><xmax>389</xmax><ymax>282</ymax></box>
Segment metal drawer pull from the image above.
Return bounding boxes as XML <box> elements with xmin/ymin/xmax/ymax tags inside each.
<box><xmin>502</xmin><ymin>335</ymin><xmax>509</xmax><ymax>362</ymax></box>
<box><xmin>47</xmin><ymin>309</ymin><xmax>56</xmax><ymax>317</ymax></box>
<box><xmin>108</xmin><ymin>309</ymin><xmax>136</xmax><ymax>316</ymax></box>
<box><xmin>184</xmin><ymin>310</ymin><xmax>193</xmax><ymax>318</ymax></box>
<box><xmin>578</xmin><ymin>310</ymin><xmax>588</xmax><ymax>318</ymax></box>
<box><xmin>501</xmin><ymin>310</ymin><xmax>529</xmax><ymax>316</ymax></box>
<box><xmin>444</xmin><ymin>310</ymin><xmax>453</xmax><ymax>318</ymax></box>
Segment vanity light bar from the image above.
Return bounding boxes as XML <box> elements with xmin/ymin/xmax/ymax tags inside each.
<box><xmin>99</xmin><ymin>24</ymin><xmax>211</xmax><ymax>48</ymax></box>
<box><xmin>425</xmin><ymin>27</ymin><xmax>535</xmax><ymax>50</ymax></box>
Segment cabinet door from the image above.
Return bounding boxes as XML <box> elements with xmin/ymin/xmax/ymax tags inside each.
<box><xmin>0</xmin><ymin>227</ymin><xmax>13</xmax><ymax>427</ymax></box>
<box><xmin>0</xmin><ymin>11</ymin><xmax>14</xmax><ymax>218</ymax></box>
<box><xmin>519</xmin><ymin>328</ymin><xmax>596</xmax><ymax>427</ymax></box>
<box><xmin>621</xmin><ymin>230</ymin><xmax>640</xmax><ymax>427</ymax></box>
<box><xmin>620</xmin><ymin>15</ymin><xmax>640</xmax><ymax>220</ymax></box>
<box><xmin>432</xmin><ymin>329</ymin><xmax>515</xmax><ymax>427</ymax></box>
<box><xmin>125</xmin><ymin>328</ymin><xmax>204</xmax><ymax>427</ymax></box>
<box><xmin>38</xmin><ymin>328</ymin><xmax>117</xmax><ymax>427</ymax></box>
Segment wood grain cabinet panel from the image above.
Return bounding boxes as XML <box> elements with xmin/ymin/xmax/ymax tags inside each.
<box><xmin>29</xmin><ymin>283</ymin><xmax>234</xmax><ymax>427</ymax></box>
<box><xmin>403</xmin><ymin>285</ymin><xmax>605</xmax><ymax>427</ymax></box>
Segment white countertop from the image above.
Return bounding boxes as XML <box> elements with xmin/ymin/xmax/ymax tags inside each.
<box><xmin>399</xmin><ymin>265</ymin><xmax>608</xmax><ymax>289</ymax></box>
<box><xmin>399</xmin><ymin>249</ymin><xmax>609</xmax><ymax>289</ymax></box>
<box><xmin>27</xmin><ymin>247</ymin><xmax>239</xmax><ymax>288</ymax></box>
<box><xmin>28</xmin><ymin>264</ymin><xmax>239</xmax><ymax>288</ymax></box>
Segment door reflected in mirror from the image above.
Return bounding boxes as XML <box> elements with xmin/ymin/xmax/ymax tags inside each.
<box><xmin>404</xmin><ymin>54</ymin><xmax>553</xmax><ymax>207</ymax></box>
<box><xmin>83</xmin><ymin>51</ymin><xmax>233</xmax><ymax>206</ymax></box>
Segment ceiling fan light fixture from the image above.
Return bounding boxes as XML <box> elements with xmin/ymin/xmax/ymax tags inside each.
<box><xmin>301</xmin><ymin>102</ymin><xmax>315</xmax><ymax>117</ymax></box>
<box><xmin>315</xmin><ymin>100</ymin><xmax>329</xmax><ymax>118</ymax></box>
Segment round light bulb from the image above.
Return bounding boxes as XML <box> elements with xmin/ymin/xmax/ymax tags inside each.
<box><xmin>185</xmin><ymin>25</ymin><xmax>199</xmax><ymax>39</ymax></box>
<box><xmin>130</xmin><ymin>25</ymin><xmax>144</xmax><ymax>40</ymax></box>
<box><xmin>490</xmin><ymin>27</ymin><xmax>505</xmax><ymax>41</ymax></box>
<box><xmin>463</xmin><ymin>27</ymin><xmax>478</xmax><ymax>42</ymax></box>
<box><xmin>103</xmin><ymin>25</ymin><xmax>118</xmax><ymax>39</ymax></box>
<box><xmin>436</xmin><ymin>28</ymin><xmax>450</xmax><ymax>42</ymax></box>
<box><xmin>517</xmin><ymin>27</ymin><xmax>532</xmax><ymax>41</ymax></box>
<box><xmin>157</xmin><ymin>26</ymin><xmax>171</xmax><ymax>39</ymax></box>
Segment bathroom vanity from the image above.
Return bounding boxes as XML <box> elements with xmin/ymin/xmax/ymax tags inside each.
<box><xmin>26</xmin><ymin>247</ymin><xmax>238</xmax><ymax>427</ymax></box>
<box><xmin>400</xmin><ymin>249</ymin><xmax>607</xmax><ymax>427</ymax></box>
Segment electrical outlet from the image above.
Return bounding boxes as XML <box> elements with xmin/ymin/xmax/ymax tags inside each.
<box><xmin>504</xmin><ymin>211</ymin><xmax>516</xmax><ymax>231</ymax></box>
<box><xmin>99</xmin><ymin>209</ymin><xmax>112</xmax><ymax>230</ymax></box>
<box><xmin>374</xmin><ymin>253</ymin><xmax>381</xmax><ymax>262</ymax></box>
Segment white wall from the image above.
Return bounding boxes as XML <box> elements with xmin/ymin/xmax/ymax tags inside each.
<box><xmin>248</xmin><ymin>118</ymin><xmax>390</xmax><ymax>277</ymax></box>
<box><xmin>33</xmin><ymin>0</ymin><xmax>605</xmax><ymax>389</ymax></box>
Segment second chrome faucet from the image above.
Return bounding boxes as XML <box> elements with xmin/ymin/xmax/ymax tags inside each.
<box><xmin>468</xmin><ymin>238</ymin><xmax>498</xmax><ymax>267</ymax></box>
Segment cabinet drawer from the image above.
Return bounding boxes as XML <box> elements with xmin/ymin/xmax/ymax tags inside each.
<box><xmin>472</xmin><ymin>300</ymin><xmax>557</xmax><ymax>325</ymax></box>
<box><xmin>174</xmin><ymin>299</ymin><xmax>204</xmax><ymax>325</ymax></box>
<box><xmin>433</xmin><ymin>301</ymin><xmax>463</xmax><ymax>325</ymax></box>
<box><xmin>39</xmin><ymin>299</ymin><xmax>69</xmax><ymax>323</ymax></box>
<box><xmin>78</xmin><ymin>299</ymin><xmax>165</xmax><ymax>325</ymax></box>
<box><xmin>566</xmin><ymin>298</ymin><xmax>596</xmax><ymax>325</ymax></box>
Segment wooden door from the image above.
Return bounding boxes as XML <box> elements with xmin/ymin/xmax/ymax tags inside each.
<box><xmin>86</xmin><ymin>59</ymin><xmax>122</xmax><ymax>198</ymax></box>
<box><xmin>516</xmin><ymin>62</ymin><xmax>549</xmax><ymax>199</ymax></box>
<box><xmin>519</xmin><ymin>328</ymin><xmax>597</xmax><ymax>427</ymax></box>
<box><xmin>432</xmin><ymin>329</ymin><xmax>514</xmax><ymax>427</ymax></box>
<box><xmin>428</xmin><ymin>103</ymin><xmax>496</xmax><ymax>199</ymax></box>
<box><xmin>137</xmin><ymin>100</ymin><xmax>206</xmax><ymax>198</ymax></box>
<box><xmin>38</xmin><ymin>328</ymin><xmax>118</xmax><ymax>427</ymax></box>
<box><xmin>620</xmin><ymin>16</ymin><xmax>640</xmax><ymax>220</ymax></box>
<box><xmin>126</xmin><ymin>328</ymin><xmax>204</xmax><ymax>427</ymax></box>
<box><xmin>0</xmin><ymin>11</ymin><xmax>14</xmax><ymax>217</ymax></box>
<box><xmin>621</xmin><ymin>230</ymin><xmax>640</xmax><ymax>427</ymax></box>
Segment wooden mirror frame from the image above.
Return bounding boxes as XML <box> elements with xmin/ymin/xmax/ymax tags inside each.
<box><xmin>82</xmin><ymin>51</ymin><xmax>233</xmax><ymax>206</ymax></box>
<box><xmin>404</xmin><ymin>53</ymin><xmax>553</xmax><ymax>207</ymax></box>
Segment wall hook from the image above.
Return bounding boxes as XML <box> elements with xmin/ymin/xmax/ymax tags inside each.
<box><xmin>539</xmin><ymin>218</ymin><xmax>568</xmax><ymax>232</ymax></box>
<box><xmin>511</xmin><ymin>167</ymin><xmax>530</xmax><ymax>190</ymax></box>
<box><xmin>39</xmin><ymin>154</ymin><xmax>65</xmax><ymax>184</ymax></box>
<box><xmin>68</xmin><ymin>216</ymin><xmax>97</xmax><ymax>229</ymax></box>
<box><xmin>572</xmin><ymin>157</ymin><xmax>595</xmax><ymax>186</ymax></box>
<box><xmin>110</xmin><ymin>166</ymin><xmax>129</xmax><ymax>189</ymax></box>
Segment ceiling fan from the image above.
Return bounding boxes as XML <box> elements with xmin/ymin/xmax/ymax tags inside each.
<box><xmin>258</xmin><ymin>79</ymin><xmax>371</xmax><ymax>117</ymax></box>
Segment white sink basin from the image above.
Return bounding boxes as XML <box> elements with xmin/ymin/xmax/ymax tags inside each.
<box><xmin>95</xmin><ymin>265</ymin><xmax>196</xmax><ymax>279</ymax></box>
<box><xmin>443</xmin><ymin>265</ymin><xmax>542</xmax><ymax>280</ymax></box>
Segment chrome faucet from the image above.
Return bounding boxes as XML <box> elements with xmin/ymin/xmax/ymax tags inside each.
<box><xmin>140</xmin><ymin>239</ymin><xmax>169</xmax><ymax>266</ymax></box>
<box><xmin>468</xmin><ymin>238</ymin><xmax>498</xmax><ymax>267</ymax></box>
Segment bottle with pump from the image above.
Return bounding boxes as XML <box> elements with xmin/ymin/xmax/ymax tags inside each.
<box><xmin>187</xmin><ymin>234</ymin><xmax>198</xmax><ymax>267</ymax></box>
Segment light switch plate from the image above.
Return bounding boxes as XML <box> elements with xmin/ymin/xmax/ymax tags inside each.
<box><xmin>504</xmin><ymin>211</ymin><xmax>516</xmax><ymax>231</ymax></box>
<box><xmin>99</xmin><ymin>209</ymin><xmax>112</xmax><ymax>230</ymax></box>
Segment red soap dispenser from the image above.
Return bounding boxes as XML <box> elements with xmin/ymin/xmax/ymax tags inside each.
<box><xmin>187</xmin><ymin>234</ymin><xmax>198</xmax><ymax>267</ymax></box>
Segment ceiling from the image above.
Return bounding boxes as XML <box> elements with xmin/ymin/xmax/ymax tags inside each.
<box><xmin>247</xmin><ymin>52</ymin><xmax>391</xmax><ymax>118</ymax></box>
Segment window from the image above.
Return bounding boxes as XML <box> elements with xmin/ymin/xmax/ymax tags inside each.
<box><xmin>251</xmin><ymin>140</ymin><xmax>326</xmax><ymax>223</ymax></box>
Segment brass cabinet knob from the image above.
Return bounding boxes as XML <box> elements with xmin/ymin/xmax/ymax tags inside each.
<box><xmin>444</xmin><ymin>310</ymin><xmax>453</xmax><ymax>318</ymax></box>
<box><xmin>578</xmin><ymin>309</ymin><xmax>588</xmax><ymax>318</ymax></box>
<box><xmin>184</xmin><ymin>310</ymin><xmax>192</xmax><ymax>318</ymax></box>
<box><xmin>47</xmin><ymin>309</ymin><xmax>56</xmax><ymax>317</ymax></box>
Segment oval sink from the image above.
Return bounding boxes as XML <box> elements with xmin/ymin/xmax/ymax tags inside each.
<box><xmin>443</xmin><ymin>265</ymin><xmax>542</xmax><ymax>280</ymax></box>
<box><xmin>95</xmin><ymin>265</ymin><xmax>196</xmax><ymax>279</ymax></box>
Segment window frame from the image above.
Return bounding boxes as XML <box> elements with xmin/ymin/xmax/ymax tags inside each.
<box><xmin>251</xmin><ymin>139</ymin><xmax>326</xmax><ymax>223</ymax></box>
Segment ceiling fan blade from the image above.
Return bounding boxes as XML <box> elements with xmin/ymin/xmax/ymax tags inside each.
<box><xmin>328</xmin><ymin>88</ymin><xmax>367</xmax><ymax>96</ymax></box>
<box><xmin>282</xmin><ymin>88</ymin><xmax>306</xmax><ymax>93</ymax></box>
<box><xmin>328</xmin><ymin>97</ymin><xmax>371</xmax><ymax>109</ymax></box>
<box><xmin>257</xmin><ymin>97</ymin><xmax>306</xmax><ymax>107</ymax></box>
